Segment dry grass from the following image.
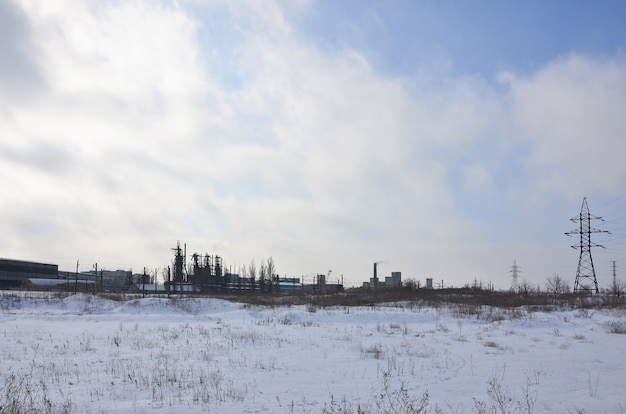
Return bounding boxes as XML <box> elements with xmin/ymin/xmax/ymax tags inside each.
<box><xmin>3</xmin><ymin>286</ymin><xmax>625</xmax><ymax>312</ymax></box>
<box><xmin>220</xmin><ymin>287</ymin><xmax>626</xmax><ymax>313</ymax></box>
<box><xmin>607</xmin><ymin>321</ymin><xmax>626</xmax><ymax>334</ymax></box>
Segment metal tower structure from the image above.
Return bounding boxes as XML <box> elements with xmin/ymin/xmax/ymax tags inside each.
<box><xmin>566</xmin><ymin>197</ymin><xmax>608</xmax><ymax>294</ymax></box>
<box><xmin>172</xmin><ymin>241</ymin><xmax>186</xmax><ymax>283</ymax></box>
<box><xmin>509</xmin><ymin>260</ymin><xmax>521</xmax><ymax>291</ymax></box>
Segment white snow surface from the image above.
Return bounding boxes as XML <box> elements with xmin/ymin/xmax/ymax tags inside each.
<box><xmin>1</xmin><ymin>292</ymin><xmax>625</xmax><ymax>413</ymax></box>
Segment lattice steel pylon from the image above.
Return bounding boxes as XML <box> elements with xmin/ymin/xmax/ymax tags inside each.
<box><xmin>565</xmin><ymin>197</ymin><xmax>609</xmax><ymax>294</ymax></box>
<box><xmin>509</xmin><ymin>260</ymin><xmax>521</xmax><ymax>292</ymax></box>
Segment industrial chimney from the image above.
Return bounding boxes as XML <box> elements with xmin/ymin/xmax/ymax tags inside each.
<box><xmin>373</xmin><ymin>262</ymin><xmax>379</xmax><ymax>287</ymax></box>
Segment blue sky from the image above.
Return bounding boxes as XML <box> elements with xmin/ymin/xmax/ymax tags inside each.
<box><xmin>295</xmin><ymin>1</ymin><xmax>626</xmax><ymax>78</ymax></box>
<box><xmin>2</xmin><ymin>0</ymin><xmax>626</xmax><ymax>289</ymax></box>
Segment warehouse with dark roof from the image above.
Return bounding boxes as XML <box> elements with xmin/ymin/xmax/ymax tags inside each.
<box><xmin>0</xmin><ymin>258</ymin><xmax>58</xmax><ymax>288</ymax></box>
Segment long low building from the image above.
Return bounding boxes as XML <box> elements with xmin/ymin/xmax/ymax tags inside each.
<box><xmin>0</xmin><ymin>258</ymin><xmax>59</xmax><ymax>288</ymax></box>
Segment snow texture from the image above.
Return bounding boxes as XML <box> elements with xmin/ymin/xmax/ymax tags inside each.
<box><xmin>1</xmin><ymin>292</ymin><xmax>625</xmax><ymax>413</ymax></box>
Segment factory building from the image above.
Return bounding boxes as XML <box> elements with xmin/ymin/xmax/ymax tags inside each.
<box><xmin>0</xmin><ymin>258</ymin><xmax>59</xmax><ymax>288</ymax></box>
<box><xmin>363</xmin><ymin>262</ymin><xmax>402</xmax><ymax>288</ymax></box>
<box><xmin>385</xmin><ymin>272</ymin><xmax>402</xmax><ymax>288</ymax></box>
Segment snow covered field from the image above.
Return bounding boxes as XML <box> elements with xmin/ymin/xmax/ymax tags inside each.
<box><xmin>1</xmin><ymin>292</ymin><xmax>625</xmax><ymax>413</ymax></box>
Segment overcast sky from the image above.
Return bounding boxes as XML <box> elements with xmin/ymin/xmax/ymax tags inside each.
<box><xmin>2</xmin><ymin>0</ymin><xmax>626</xmax><ymax>289</ymax></box>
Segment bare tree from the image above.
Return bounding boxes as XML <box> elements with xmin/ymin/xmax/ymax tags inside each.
<box><xmin>517</xmin><ymin>279</ymin><xmax>536</xmax><ymax>296</ymax></box>
<box><xmin>545</xmin><ymin>274</ymin><xmax>571</xmax><ymax>295</ymax></box>
<box><xmin>239</xmin><ymin>265</ymin><xmax>247</xmax><ymax>292</ymax></box>
<box><xmin>267</xmin><ymin>256</ymin><xmax>276</xmax><ymax>293</ymax></box>
<box><xmin>248</xmin><ymin>259</ymin><xmax>256</xmax><ymax>292</ymax></box>
<box><xmin>258</xmin><ymin>259</ymin><xmax>266</xmax><ymax>293</ymax></box>
<box><xmin>403</xmin><ymin>278</ymin><xmax>418</xmax><ymax>290</ymax></box>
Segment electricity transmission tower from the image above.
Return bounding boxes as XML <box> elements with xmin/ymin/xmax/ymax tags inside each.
<box><xmin>509</xmin><ymin>260</ymin><xmax>521</xmax><ymax>291</ymax></box>
<box><xmin>566</xmin><ymin>197</ymin><xmax>609</xmax><ymax>294</ymax></box>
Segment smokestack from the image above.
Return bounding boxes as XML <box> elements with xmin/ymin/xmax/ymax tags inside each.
<box><xmin>373</xmin><ymin>262</ymin><xmax>378</xmax><ymax>286</ymax></box>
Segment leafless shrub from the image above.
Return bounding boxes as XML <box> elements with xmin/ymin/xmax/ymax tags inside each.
<box><xmin>361</xmin><ymin>344</ymin><xmax>383</xmax><ymax>359</ymax></box>
<box><xmin>0</xmin><ymin>373</ymin><xmax>73</xmax><ymax>414</ymax></box>
<box><xmin>473</xmin><ymin>377</ymin><xmax>537</xmax><ymax>414</ymax></box>
<box><xmin>374</xmin><ymin>373</ymin><xmax>430</xmax><ymax>414</ymax></box>
<box><xmin>518</xmin><ymin>378</ymin><xmax>537</xmax><ymax>414</ymax></box>
<box><xmin>607</xmin><ymin>321</ymin><xmax>626</xmax><ymax>334</ymax></box>
<box><xmin>474</xmin><ymin>378</ymin><xmax>514</xmax><ymax>414</ymax></box>
<box><xmin>99</xmin><ymin>292</ymin><xmax>132</xmax><ymax>302</ymax></box>
<box><xmin>322</xmin><ymin>396</ymin><xmax>363</xmax><ymax>414</ymax></box>
<box><xmin>608</xmin><ymin>278</ymin><xmax>626</xmax><ymax>297</ymax></box>
<box><xmin>323</xmin><ymin>372</ymin><xmax>430</xmax><ymax>414</ymax></box>
<box><xmin>451</xmin><ymin>303</ymin><xmax>483</xmax><ymax>318</ymax></box>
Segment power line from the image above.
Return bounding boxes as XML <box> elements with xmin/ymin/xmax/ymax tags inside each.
<box><xmin>593</xmin><ymin>192</ymin><xmax>626</xmax><ymax>211</ymax></box>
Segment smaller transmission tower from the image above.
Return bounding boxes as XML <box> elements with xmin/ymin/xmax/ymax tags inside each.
<box><xmin>566</xmin><ymin>197</ymin><xmax>609</xmax><ymax>294</ymax></box>
<box><xmin>509</xmin><ymin>260</ymin><xmax>521</xmax><ymax>291</ymax></box>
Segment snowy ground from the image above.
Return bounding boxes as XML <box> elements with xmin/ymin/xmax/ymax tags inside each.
<box><xmin>1</xmin><ymin>292</ymin><xmax>625</xmax><ymax>413</ymax></box>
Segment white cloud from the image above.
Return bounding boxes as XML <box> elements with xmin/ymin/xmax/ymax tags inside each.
<box><xmin>1</xmin><ymin>0</ymin><xmax>227</xmax><ymax>267</ymax></box>
<box><xmin>2</xmin><ymin>1</ymin><xmax>625</xmax><ymax>288</ymax></box>
<box><xmin>502</xmin><ymin>53</ymin><xmax>626</xmax><ymax>201</ymax></box>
